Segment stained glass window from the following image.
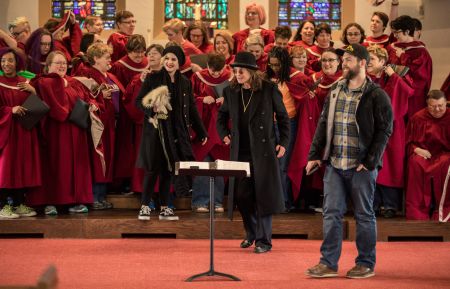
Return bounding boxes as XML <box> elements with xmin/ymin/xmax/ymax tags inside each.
<box><xmin>52</xmin><ymin>0</ymin><xmax>116</xmax><ymax>30</ymax></box>
<box><xmin>278</xmin><ymin>0</ymin><xmax>341</xmax><ymax>30</ymax></box>
<box><xmin>165</xmin><ymin>0</ymin><xmax>228</xmax><ymax>29</ymax></box>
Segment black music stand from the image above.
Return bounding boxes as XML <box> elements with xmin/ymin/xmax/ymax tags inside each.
<box><xmin>175</xmin><ymin>162</ymin><xmax>249</xmax><ymax>282</ymax></box>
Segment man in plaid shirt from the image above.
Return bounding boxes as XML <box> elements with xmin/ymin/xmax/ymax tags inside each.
<box><xmin>305</xmin><ymin>44</ymin><xmax>393</xmax><ymax>279</ymax></box>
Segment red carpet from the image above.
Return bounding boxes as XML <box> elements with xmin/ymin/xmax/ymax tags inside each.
<box><xmin>0</xmin><ymin>239</ymin><xmax>449</xmax><ymax>289</ymax></box>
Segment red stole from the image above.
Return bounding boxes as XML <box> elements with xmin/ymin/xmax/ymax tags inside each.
<box><xmin>363</xmin><ymin>34</ymin><xmax>392</xmax><ymax>48</ymax></box>
<box><xmin>312</xmin><ymin>71</ymin><xmax>342</xmax><ymax>109</ymax></box>
<box><xmin>257</xmin><ymin>53</ymin><xmax>268</xmax><ymax>72</ymax></box>
<box><xmin>110</xmin><ymin>55</ymin><xmax>149</xmax><ymax>87</ymax></box>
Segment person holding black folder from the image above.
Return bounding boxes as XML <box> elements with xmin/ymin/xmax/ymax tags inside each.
<box><xmin>216</xmin><ymin>52</ymin><xmax>290</xmax><ymax>253</ymax></box>
<box><xmin>27</xmin><ymin>51</ymin><xmax>95</xmax><ymax>215</ymax></box>
<box><xmin>0</xmin><ymin>48</ymin><xmax>40</xmax><ymax>219</ymax></box>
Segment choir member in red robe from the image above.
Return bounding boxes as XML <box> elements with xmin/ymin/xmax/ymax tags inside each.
<box><xmin>289</xmin><ymin>20</ymin><xmax>315</xmax><ymax>49</ymax></box>
<box><xmin>388</xmin><ymin>15</ymin><xmax>433</xmax><ymax>118</ymax></box>
<box><xmin>184</xmin><ymin>21</ymin><xmax>214</xmax><ymax>54</ymax></box>
<box><xmin>78</xmin><ymin>43</ymin><xmax>125</xmax><ymax>209</ymax></box>
<box><xmin>43</xmin><ymin>11</ymin><xmax>82</xmax><ymax>67</ymax></box>
<box><xmin>306</xmin><ymin>23</ymin><xmax>333</xmax><ymax>72</ymax></box>
<box><xmin>244</xmin><ymin>34</ymin><xmax>267</xmax><ymax>72</ymax></box>
<box><xmin>163</xmin><ymin>18</ymin><xmax>202</xmax><ymax>56</ymax></box>
<box><xmin>24</xmin><ymin>29</ymin><xmax>54</xmax><ymax>74</ymax></box>
<box><xmin>232</xmin><ymin>2</ymin><xmax>274</xmax><ymax>53</ymax></box>
<box><xmin>0</xmin><ymin>17</ymin><xmax>31</xmax><ymax>62</ymax></box>
<box><xmin>84</xmin><ymin>15</ymin><xmax>104</xmax><ymax>36</ymax></box>
<box><xmin>406</xmin><ymin>90</ymin><xmax>450</xmax><ymax>221</ymax></box>
<box><xmin>263</xmin><ymin>26</ymin><xmax>291</xmax><ymax>54</ymax></box>
<box><xmin>27</xmin><ymin>51</ymin><xmax>95</xmax><ymax>215</ymax></box>
<box><xmin>367</xmin><ymin>45</ymin><xmax>414</xmax><ymax>218</ymax></box>
<box><xmin>214</xmin><ymin>32</ymin><xmax>235</xmax><ymax>67</ymax></box>
<box><xmin>122</xmin><ymin>44</ymin><xmax>164</xmax><ymax>194</ymax></box>
<box><xmin>341</xmin><ymin>22</ymin><xmax>366</xmax><ymax>48</ymax></box>
<box><xmin>290</xmin><ymin>46</ymin><xmax>313</xmax><ymax>76</ymax></box>
<box><xmin>110</xmin><ymin>35</ymin><xmax>149</xmax><ymax>193</ymax></box>
<box><xmin>107</xmin><ymin>10</ymin><xmax>135</xmax><ymax>63</ymax></box>
<box><xmin>0</xmin><ymin>49</ymin><xmax>40</xmax><ymax>219</ymax></box>
<box><xmin>288</xmin><ymin>49</ymin><xmax>342</xmax><ymax>207</ymax></box>
<box><xmin>190</xmin><ymin>53</ymin><xmax>231</xmax><ymax>212</ymax></box>
<box><xmin>363</xmin><ymin>11</ymin><xmax>395</xmax><ymax>48</ymax></box>
<box><xmin>71</xmin><ymin>33</ymin><xmax>102</xmax><ymax>76</ymax></box>
<box><xmin>265</xmin><ymin>47</ymin><xmax>313</xmax><ymax>211</ymax></box>
<box><xmin>441</xmin><ymin>73</ymin><xmax>450</xmax><ymax>101</ymax></box>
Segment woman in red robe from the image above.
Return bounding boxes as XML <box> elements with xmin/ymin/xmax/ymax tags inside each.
<box><xmin>406</xmin><ymin>90</ymin><xmax>450</xmax><ymax>221</ymax></box>
<box><xmin>290</xmin><ymin>46</ymin><xmax>313</xmax><ymax>76</ymax></box>
<box><xmin>244</xmin><ymin>34</ymin><xmax>267</xmax><ymax>72</ymax></box>
<box><xmin>214</xmin><ymin>32</ymin><xmax>235</xmax><ymax>67</ymax></box>
<box><xmin>27</xmin><ymin>51</ymin><xmax>94</xmax><ymax>215</ymax></box>
<box><xmin>232</xmin><ymin>2</ymin><xmax>274</xmax><ymax>53</ymax></box>
<box><xmin>25</xmin><ymin>29</ymin><xmax>54</xmax><ymax>74</ymax></box>
<box><xmin>107</xmin><ymin>11</ymin><xmax>135</xmax><ymax>63</ymax></box>
<box><xmin>288</xmin><ymin>48</ymin><xmax>341</xmax><ymax>209</ymax></box>
<box><xmin>0</xmin><ymin>49</ymin><xmax>40</xmax><ymax>219</ymax></box>
<box><xmin>77</xmin><ymin>43</ymin><xmax>125</xmax><ymax>209</ymax></box>
<box><xmin>306</xmin><ymin>23</ymin><xmax>333</xmax><ymax>72</ymax></box>
<box><xmin>190</xmin><ymin>53</ymin><xmax>231</xmax><ymax>212</ymax></box>
<box><xmin>363</xmin><ymin>11</ymin><xmax>396</xmax><ymax>48</ymax></box>
<box><xmin>184</xmin><ymin>21</ymin><xmax>214</xmax><ymax>54</ymax></box>
<box><xmin>289</xmin><ymin>20</ymin><xmax>315</xmax><ymax>49</ymax></box>
<box><xmin>388</xmin><ymin>15</ymin><xmax>433</xmax><ymax>118</ymax></box>
<box><xmin>163</xmin><ymin>19</ymin><xmax>202</xmax><ymax>57</ymax></box>
<box><xmin>367</xmin><ymin>45</ymin><xmax>414</xmax><ymax>218</ymax></box>
<box><xmin>71</xmin><ymin>32</ymin><xmax>102</xmax><ymax>76</ymax></box>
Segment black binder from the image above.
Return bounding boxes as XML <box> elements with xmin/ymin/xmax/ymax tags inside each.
<box><xmin>68</xmin><ymin>98</ymin><xmax>90</xmax><ymax>129</ymax></box>
<box><xmin>18</xmin><ymin>94</ymin><xmax>50</xmax><ymax>130</ymax></box>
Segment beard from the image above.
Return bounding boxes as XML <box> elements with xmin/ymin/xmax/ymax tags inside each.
<box><xmin>343</xmin><ymin>65</ymin><xmax>361</xmax><ymax>80</ymax></box>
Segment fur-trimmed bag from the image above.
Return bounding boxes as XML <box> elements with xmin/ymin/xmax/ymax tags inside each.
<box><xmin>142</xmin><ymin>85</ymin><xmax>173</xmax><ymax>128</ymax></box>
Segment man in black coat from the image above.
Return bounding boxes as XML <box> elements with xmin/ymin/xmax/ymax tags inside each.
<box><xmin>216</xmin><ymin>51</ymin><xmax>290</xmax><ymax>253</ymax></box>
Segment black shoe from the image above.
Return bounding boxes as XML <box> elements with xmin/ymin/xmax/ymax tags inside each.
<box><xmin>254</xmin><ymin>245</ymin><xmax>271</xmax><ymax>254</ymax></box>
<box><xmin>383</xmin><ymin>209</ymin><xmax>396</xmax><ymax>218</ymax></box>
<box><xmin>240</xmin><ymin>239</ymin><xmax>253</xmax><ymax>248</ymax></box>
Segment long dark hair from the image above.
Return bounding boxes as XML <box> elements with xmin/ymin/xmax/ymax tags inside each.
<box><xmin>293</xmin><ymin>20</ymin><xmax>316</xmax><ymax>42</ymax></box>
<box><xmin>266</xmin><ymin>46</ymin><xmax>290</xmax><ymax>84</ymax></box>
<box><xmin>25</xmin><ymin>28</ymin><xmax>54</xmax><ymax>74</ymax></box>
<box><xmin>230</xmin><ymin>68</ymin><xmax>263</xmax><ymax>91</ymax></box>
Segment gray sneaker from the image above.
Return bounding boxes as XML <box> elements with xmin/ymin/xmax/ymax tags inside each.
<box><xmin>44</xmin><ymin>206</ymin><xmax>58</xmax><ymax>216</ymax></box>
<box><xmin>0</xmin><ymin>205</ymin><xmax>20</xmax><ymax>219</ymax></box>
<box><xmin>305</xmin><ymin>263</ymin><xmax>338</xmax><ymax>278</ymax></box>
<box><xmin>346</xmin><ymin>265</ymin><xmax>375</xmax><ymax>279</ymax></box>
<box><xmin>69</xmin><ymin>205</ymin><xmax>88</xmax><ymax>214</ymax></box>
<box><xmin>159</xmin><ymin>207</ymin><xmax>179</xmax><ymax>220</ymax></box>
<box><xmin>14</xmin><ymin>204</ymin><xmax>37</xmax><ymax>217</ymax></box>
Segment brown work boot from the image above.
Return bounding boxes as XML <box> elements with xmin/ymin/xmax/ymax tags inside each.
<box><xmin>346</xmin><ymin>265</ymin><xmax>375</xmax><ymax>279</ymax></box>
<box><xmin>305</xmin><ymin>263</ymin><xmax>338</xmax><ymax>278</ymax></box>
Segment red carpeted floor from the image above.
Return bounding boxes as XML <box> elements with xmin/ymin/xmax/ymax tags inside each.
<box><xmin>0</xmin><ymin>239</ymin><xmax>449</xmax><ymax>289</ymax></box>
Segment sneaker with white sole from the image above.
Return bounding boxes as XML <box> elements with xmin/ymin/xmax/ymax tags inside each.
<box><xmin>45</xmin><ymin>206</ymin><xmax>58</xmax><ymax>215</ymax></box>
<box><xmin>0</xmin><ymin>205</ymin><xmax>20</xmax><ymax>219</ymax></box>
<box><xmin>194</xmin><ymin>206</ymin><xmax>209</xmax><ymax>213</ymax></box>
<box><xmin>138</xmin><ymin>205</ymin><xmax>151</xmax><ymax>221</ymax></box>
<box><xmin>69</xmin><ymin>204</ymin><xmax>88</xmax><ymax>214</ymax></box>
<box><xmin>14</xmin><ymin>204</ymin><xmax>37</xmax><ymax>217</ymax></box>
<box><xmin>159</xmin><ymin>207</ymin><xmax>179</xmax><ymax>220</ymax></box>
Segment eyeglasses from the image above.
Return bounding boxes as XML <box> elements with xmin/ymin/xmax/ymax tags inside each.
<box><xmin>392</xmin><ymin>30</ymin><xmax>404</xmax><ymax>36</ymax></box>
<box><xmin>51</xmin><ymin>61</ymin><xmax>67</xmax><ymax>66</ymax></box>
<box><xmin>40</xmin><ymin>42</ymin><xmax>52</xmax><ymax>47</ymax></box>
<box><xmin>121</xmin><ymin>20</ymin><xmax>136</xmax><ymax>25</ymax></box>
<box><xmin>11</xmin><ymin>30</ymin><xmax>26</xmax><ymax>37</ymax></box>
<box><xmin>427</xmin><ymin>104</ymin><xmax>446</xmax><ymax>110</ymax></box>
<box><xmin>346</xmin><ymin>32</ymin><xmax>361</xmax><ymax>37</ymax></box>
<box><xmin>321</xmin><ymin>58</ymin><xmax>338</xmax><ymax>63</ymax></box>
<box><xmin>246</xmin><ymin>12</ymin><xmax>258</xmax><ymax>17</ymax></box>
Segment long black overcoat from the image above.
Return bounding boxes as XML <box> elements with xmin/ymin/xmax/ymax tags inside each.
<box><xmin>216</xmin><ymin>79</ymin><xmax>290</xmax><ymax>215</ymax></box>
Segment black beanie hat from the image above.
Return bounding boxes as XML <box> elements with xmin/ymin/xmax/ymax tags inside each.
<box><xmin>162</xmin><ymin>45</ymin><xmax>186</xmax><ymax>67</ymax></box>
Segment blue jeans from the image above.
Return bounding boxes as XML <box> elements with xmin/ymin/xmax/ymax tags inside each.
<box><xmin>191</xmin><ymin>155</ymin><xmax>224</xmax><ymax>208</ymax></box>
<box><xmin>275</xmin><ymin>118</ymin><xmax>298</xmax><ymax>209</ymax></box>
<box><xmin>320</xmin><ymin>165</ymin><xmax>378</xmax><ymax>271</ymax></box>
<box><xmin>93</xmin><ymin>183</ymin><xmax>108</xmax><ymax>203</ymax></box>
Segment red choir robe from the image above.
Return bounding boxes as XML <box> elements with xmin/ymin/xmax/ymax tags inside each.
<box><xmin>71</xmin><ymin>52</ymin><xmax>90</xmax><ymax>76</ymax></box>
<box><xmin>107</xmin><ymin>32</ymin><xmax>129</xmax><ymax>63</ymax></box>
<box><xmin>53</xmin><ymin>23</ymin><xmax>82</xmax><ymax>65</ymax></box>
<box><xmin>371</xmin><ymin>72</ymin><xmax>414</xmax><ymax>188</ymax></box>
<box><xmin>27</xmin><ymin>74</ymin><xmax>94</xmax><ymax>205</ymax></box>
<box><xmin>198</xmin><ymin>42</ymin><xmax>214</xmax><ymax>54</ymax></box>
<box><xmin>0</xmin><ymin>76</ymin><xmax>41</xmax><ymax>188</ymax></box>
<box><xmin>182</xmin><ymin>40</ymin><xmax>203</xmax><ymax>56</ymax></box>
<box><xmin>288</xmin><ymin>40</ymin><xmax>314</xmax><ymax>49</ymax></box>
<box><xmin>387</xmin><ymin>41</ymin><xmax>433</xmax><ymax>118</ymax></box>
<box><xmin>225</xmin><ymin>55</ymin><xmax>235</xmax><ymax>66</ymax></box>
<box><xmin>441</xmin><ymin>73</ymin><xmax>450</xmax><ymax>100</ymax></box>
<box><xmin>405</xmin><ymin>108</ymin><xmax>450</xmax><ymax>220</ymax></box>
<box><xmin>78</xmin><ymin>67</ymin><xmax>124</xmax><ymax>183</ymax></box>
<box><xmin>263</xmin><ymin>43</ymin><xmax>291</xmax><ymax>54</ymax></box>
<box><xmin>306</xmin><ymin>45</ymin><xmax>329</xmax><ymax>72</ymax></box>
<box><xmin>256</xmin><ymin>53</ymin><xmax>268</xmax><ymax>72</ymax></box>
<box><xmin>363</xmin><ymin>34</ymin><xmax>395</xmax><ymax>48</ymax></box>
<box><xmin>232</xmin><ymin>28</ymin><xmax>275</xmax><ymax>53</ymax></box>
<box><xmin>180</xmin><ymin>56</ymin><xmax>195</xmax><ymax>79</ymax></box>
<box><xmin>287</xmin><ymin>71</ymin><xmax>342</xmax><ymax>199</ymax></box>
<box><xmin>190</xmin><ymin>68</ymin><xmax>231</xmax><ymax>162</ymax></box>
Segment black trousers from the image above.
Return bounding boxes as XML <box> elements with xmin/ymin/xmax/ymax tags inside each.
<box><xmin>0</xmin><ymin>188</ymin><xmax>26</xmax><ymax>207</ymax></box>
<box><xmin>236</xmin><ymin>154</ymin><xmax>272</xmax><ymax>248</ymax></box>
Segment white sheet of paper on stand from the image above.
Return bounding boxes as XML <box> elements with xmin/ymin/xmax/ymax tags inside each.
<box><xmin>177</xmin><ymin>161</ymin><xmax>211</xmax><ymax>170</ymax></box>
<box><xmin>215</xmin><ymin>160</ymin><xmax>250</xmax><ymax>177</ymax></box>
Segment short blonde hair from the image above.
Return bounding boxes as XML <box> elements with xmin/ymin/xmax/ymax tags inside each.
<box><xmin>244</xmin><ymin>34</ymin><xmax>264</xmax><ymax>49</ymax></box>
<box><xmin>8</xmin><ymin>16</ymin><xmax>30</xmax><ymax>32</ymax></box>
<box><xmin>87</xmin><ymin>42</ymin><xmax>113</xmax><ymax>65</ymax></box>
<box><xmin>163</xmin><ymin>18</ymin><xmax>186</xmax><ymax>34</ymax></box>
<box><xmin>367</xmin><ymin>45</ymin><xmax>388</xmax><ymax>63</ymax></box>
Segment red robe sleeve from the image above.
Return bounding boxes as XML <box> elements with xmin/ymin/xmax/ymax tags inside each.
<box><xmin>107</xmin><ymin>33</ymin><xmax>128</xmax><ymax>63</ymax></box>
<box><xmin>33</xmin><ymin>74</ymin><xmax>70</xmax><ymax>122</ymax></box>
<box><xmin>122</xmin><ymin>75</ymin><xmax>144</xmax><ymax>124</ymax></box>
<box><xmin>384</xmin><ymin>73</ymin><xmax>414</xmax><ymax>121</ymax></box>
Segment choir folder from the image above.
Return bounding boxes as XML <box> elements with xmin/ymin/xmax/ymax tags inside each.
<box><xmin>18</xmin><ymin>94</ymin><xmax>50</xmax><ymax>130</ymax></box>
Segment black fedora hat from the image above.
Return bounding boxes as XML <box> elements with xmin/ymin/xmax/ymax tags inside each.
<box><xmin>230</xmin><ymin>51</ymin><xmax>259</xmax><ymax>70</ymax></box>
